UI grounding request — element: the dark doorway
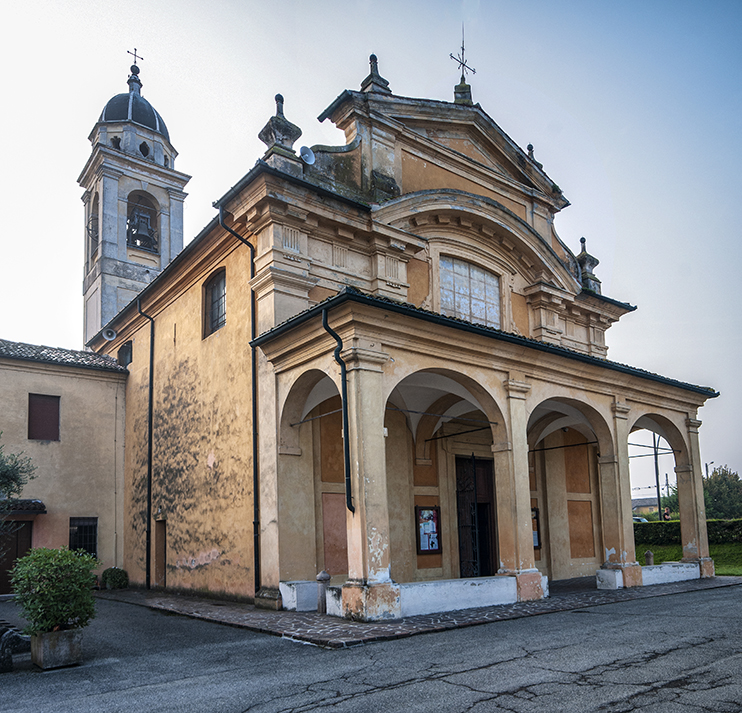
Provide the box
[155,520,167,588]
[455,455,496,578]
[0,521,32,594]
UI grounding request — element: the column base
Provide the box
[342,580,401,621]
[685,557,715,578]
[513,570,545,601]
[254,586,283,610]
[597,562,643,589]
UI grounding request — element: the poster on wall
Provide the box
[416,505,442,555]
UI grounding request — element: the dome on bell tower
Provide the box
[98,64,170,141]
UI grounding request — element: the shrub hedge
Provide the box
[634,519,742,546]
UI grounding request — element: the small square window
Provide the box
[28,394,60,441]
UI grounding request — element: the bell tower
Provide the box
[79,59,190,344]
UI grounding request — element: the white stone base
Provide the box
[278,580,317,611]
[399,576,519,618]
[642,562,700,586]
[596,569,624,589]
[326,586,343,617]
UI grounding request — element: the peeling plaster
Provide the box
[175,548,221,570]
[605,546,616,559]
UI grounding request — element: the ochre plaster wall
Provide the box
[401,150,528,220]
[121,245,256,597]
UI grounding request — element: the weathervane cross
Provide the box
[450,25,475,79]
[127,48,143,66]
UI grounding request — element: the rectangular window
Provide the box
[204,270,226,337]
[69,517,98,558]
[28,394,60,441]
[440,256,501,328]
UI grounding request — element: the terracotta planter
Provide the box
[31,629,83,669]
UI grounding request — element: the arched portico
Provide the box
[527,397,630,581]
[629,411,713,575]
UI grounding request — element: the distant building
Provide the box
[632,497,660,516]
[0,340,126,593]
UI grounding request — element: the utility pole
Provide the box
[654,433,662,520]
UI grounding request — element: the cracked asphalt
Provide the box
[1,585,741,712]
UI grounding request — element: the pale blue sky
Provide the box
[1,0,740,488]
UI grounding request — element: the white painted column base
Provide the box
[596,562,701,590]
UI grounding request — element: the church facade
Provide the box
[88,57,718,620]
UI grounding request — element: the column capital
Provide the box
[504,379,531,399]
[598,455,618,465]
[492,441,512,454]
[686,417,702,433]
[674,464,693,474]
[611,401,631,419]
[343,347,389,372]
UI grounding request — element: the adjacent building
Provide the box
[0,340,126,594]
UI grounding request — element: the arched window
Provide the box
[126,192,159,253]
[87,193,99,263]
[203,269,226,337]
[440,256,501,328]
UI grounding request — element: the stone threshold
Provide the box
[96,576,742,649]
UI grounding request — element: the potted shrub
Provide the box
[10,546,99,669]
[100,566,129,590]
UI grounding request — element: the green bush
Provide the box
[101,566,129,589]
[634,519,742,546]
[10,547,99,635]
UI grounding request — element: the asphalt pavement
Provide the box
[1,582,741,712]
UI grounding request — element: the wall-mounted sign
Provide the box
[416,505,442,554]
[532,507,541,550]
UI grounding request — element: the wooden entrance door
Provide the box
[0,521,32,594]
[455,456,496,578]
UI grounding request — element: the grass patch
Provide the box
[636,542,742,575]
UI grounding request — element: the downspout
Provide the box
[137,298,155,590]
[321,308,355,513]
[216,206,261,594]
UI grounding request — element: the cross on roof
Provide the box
[127,48,143,66]
[450,25,475,79]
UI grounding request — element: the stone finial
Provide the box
[360,53,392,94]
[258,93,302,153]
[526,143,543,169]
[577,237,602,294]
[127,64,142,96]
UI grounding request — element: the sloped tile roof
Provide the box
[0,339,127,374]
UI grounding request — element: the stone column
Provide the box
[340,346,401,620]
[597,401,642,588]
[678,417,713,577]
[495,378,543,602]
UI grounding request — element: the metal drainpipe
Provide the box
[137,298,155,590]
[321,308,355,513]
[216,206,261,594]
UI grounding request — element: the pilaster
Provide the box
[599,400,641,586]
[495,378,542,601]
[340,346,401,620]
[678,416,712,573]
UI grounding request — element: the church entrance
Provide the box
[455,455,496,578]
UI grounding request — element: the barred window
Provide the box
[440,256,501,328]
[204,269,226,337]
[69,517,98,558]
